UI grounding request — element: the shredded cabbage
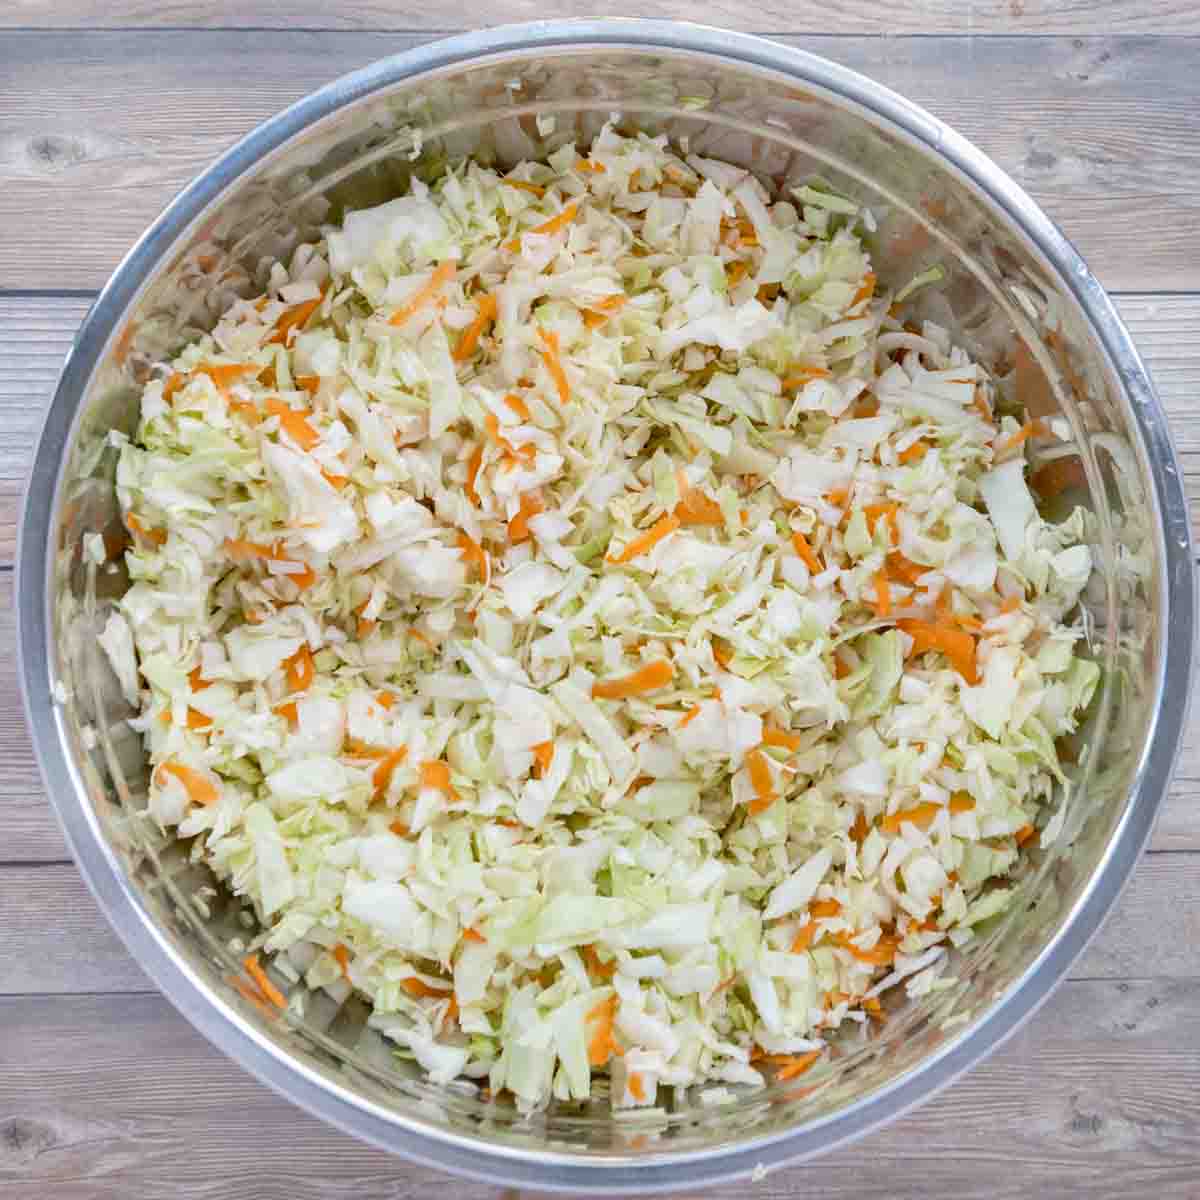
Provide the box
[113,126,1096,1113]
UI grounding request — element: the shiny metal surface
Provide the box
[17,19,1195,1195]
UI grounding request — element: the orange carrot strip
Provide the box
[400,976,452,999]
[125,512,167,546]
[586,994,621,1066]
[320,469,349,489]
[745,748,776,815]
[898,439,930,465]
[1015,823,1037,847]
[809,898,841,919]
[712,640,733,670]
[1000,594,1022,615]
[576,157,607,174]
[420,759,456,797]
[453,292,498,362]
[265,397,321,451]
[791,530,823,574]
[464,443,484,507]
[864,501,900,544]
[457,531,489,582]
[949,791,975,814]
[267,291,324,346]
[509,490,544,543]
[461,927,487,945]
[333,943,352,981]
[295,374,321,396]
[994,419,1046,456]
[774,1050,822,1082]
[389,819,411,838]
[372,746,408,799]
[591,659,674,701]
[583,945,616,980]
[791,921,819,953]
[897,618,979,684]
[188,665,211,692]
[881,802,942,833]
[198,362,263,389]
[674,487,724,527]
[781,365,832,390]
[376,690,395,710]
[850,272,877,307]
[538,327,570,405]
[155,760,218,807]
[504,392,531,420]
[872,569,892,618]
[628,1072,646,1101]
[503,177,545,196]
[531,740,555,779]
[284,644,314,692]
[678,705,703,729]
[834,931,899,966]
[389,261,456,326]
[762,726,802,752]
[186,707,212,730]
[508,201,579,251]
[243,954,287,1008]
[886,551,927,587]
[274,701,298,725]
[606,514,680,564]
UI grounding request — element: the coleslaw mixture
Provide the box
[103,125,1097,1111]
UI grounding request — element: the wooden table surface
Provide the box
[2,6,1198,1198]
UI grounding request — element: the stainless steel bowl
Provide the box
[18,20,1195,1194]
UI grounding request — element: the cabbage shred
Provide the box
[109,125,1097,1111]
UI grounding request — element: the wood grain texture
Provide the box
[2,980,1198,1199]
[3,0,1199,34]
[2,32,1200,290]
[3,851,1196,997]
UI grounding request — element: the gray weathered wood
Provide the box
[2,0,1198,34]
[3,851,1196,997]
[1,981,1197,1199]
[2,33,1200,291]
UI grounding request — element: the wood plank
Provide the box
[2,850,1195,997]
[2,0,1197,35]
[1,980,1198,1198]
[2,33,1199,291]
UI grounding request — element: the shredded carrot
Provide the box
[809,898,841,919]
[853,395,881,418]
[772,1051,823,1082]
[864,501,900,544]
[725,260,749,289]
[333,943,352,981]
[872,569,892,619]
[863,995,883,1017]
[994,418,1046,457]
[162,372,186,400]
[537,327,570,404]
[503,177,545,196]
[267,291,324,346]
[345,736,388,759]
[898,439,930,465]
[372,746,408,799]
[781,364,832,390]
[295,374,321,396]
[949,791,976,814]
[1000,594,1022,615]
[712,640,733,670]
[678,704,703,729]
[628,1072,646,1102]
[850,272,877,308]
[590,293,626,315]
[243,954,287,1008]
[503,392,531,420]
[973,390,993,424]
[186,707,212,730]
[461,927,486,945]
[464,443,484,508]
[1030,456,1086,499]
[881,802,942,833]
[897,618,979,684]
[849,809,870,843]
[188,664,211,692]
[389,261,456,326]
[591,659,674,701]
[284,644,314,692]
[508,201,579,252]
[198,362,262,389]
[400,976,452,999]
[790,529,823,575]
[223,537,287,563]
[274,700,298,725]
[509,490,544,543]
[230,975,277,1017]
[1014,823,1037,847]
[886,551,927,587]
[586,994,621,1066]
[263,397,321,450]
[125,512,167,546]
[575,157,607,174]
[791,921,819,953]
[762,726,802,752]
[420,759,456,797]
[531,740,554,779]
[155,760,218,807]
[834,930,900,966]
[674,486,724,527]
[376,690,395,710]
[453,292,498,362]
[320,469,349,489]
[389,819,411,838]
[745,748,776,815]
[456,531,489,582]
[606,513,680,564]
